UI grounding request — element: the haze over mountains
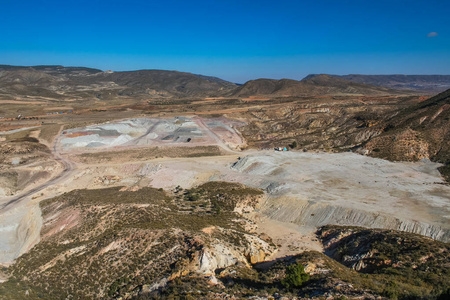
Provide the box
[1,65,450,101]
[336,74,450,93]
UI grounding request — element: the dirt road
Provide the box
[0,127,77,264]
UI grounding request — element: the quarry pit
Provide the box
[1,116,450,264]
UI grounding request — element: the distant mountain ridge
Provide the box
[0,65,238,100]
[230,74,399,97]
[1,65,450,100]
[329,74,450,93]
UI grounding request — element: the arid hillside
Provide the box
[0,134,55,197]
[0,65,238,100]
[2,186,449,300]
[363,88,450,180]
[231,75,398,97]
[233,88,449,182]
[1,65,419,102]
[0,183,276,299]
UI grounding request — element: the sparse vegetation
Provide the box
[289,140,298,149]
[0,183,267,299]
[38,124,61,144]
[75,145,224,164]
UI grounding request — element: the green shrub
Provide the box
[281,263,309,289]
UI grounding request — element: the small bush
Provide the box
[281,263,309,289]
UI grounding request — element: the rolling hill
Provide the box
[0,65,238,100]
[230,74,400,97]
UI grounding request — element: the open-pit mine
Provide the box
[0,66,449,299]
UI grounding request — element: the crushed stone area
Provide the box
[60,117,245,151]
[0,202,42,265]
[46,151,450,241]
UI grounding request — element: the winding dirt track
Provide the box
[0,128,76,211]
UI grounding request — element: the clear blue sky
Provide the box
[1,0,449,83]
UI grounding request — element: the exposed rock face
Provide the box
[261,198,450,243]
[195,230,275,275]
[319,225,450,275]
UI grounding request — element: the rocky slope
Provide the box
[237,94,412,150]
[236,88,450,181]
[363,88,450,181]
[318,225,450,299]
[3,212,450,299]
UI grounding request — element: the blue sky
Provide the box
[1,0,449,83]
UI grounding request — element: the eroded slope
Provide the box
[0,183,275,299]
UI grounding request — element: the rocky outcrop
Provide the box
[261,198,450,243]
[318,225,450,276]
[197,232,275,275]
